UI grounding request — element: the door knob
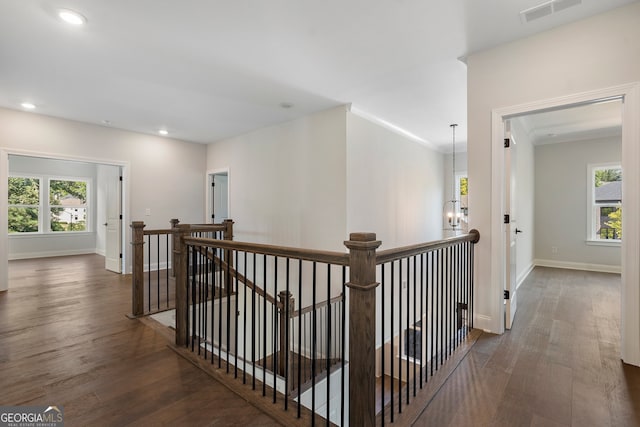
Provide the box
[515,228,523,234]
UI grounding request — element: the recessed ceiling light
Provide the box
[279,102,294,109]
[58,9,87,26]
[158,129,169,136]
[21,102,36,110]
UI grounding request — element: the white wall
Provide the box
[466,2,640,363]
[8,155,98,259]
[206,105,348,251]
[535,136,621,269]
[0,107,207,289]
[346,112,444,247]
[510,119,535,285]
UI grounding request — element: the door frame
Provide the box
[0,148,130,290]
[206,168,229,224]
[490,82,640,365]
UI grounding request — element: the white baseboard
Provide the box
[534,258,621,274]
[516,262,535,289]
[8,249,97,260]
[95,248,106,256]
[474,314,495,333]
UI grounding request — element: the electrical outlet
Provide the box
[551,246,558,254]
[145,208,151,216]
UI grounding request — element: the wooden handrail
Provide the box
[291,294,343,318]
[376,229,480,264]
[183,236,350,266]
[143,228,173,235]
[192,245,280,308]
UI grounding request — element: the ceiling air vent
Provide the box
[520,0,582,23]
[552,0,582,13]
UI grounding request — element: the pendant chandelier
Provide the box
[443,123,462,232]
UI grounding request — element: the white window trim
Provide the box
[586,163,621,245]
[8,174,92,235]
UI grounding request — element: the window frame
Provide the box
[587,163,622,246]
[8,174,92,236]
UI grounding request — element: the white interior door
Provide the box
[505,121,518,329]
[211,172,229,223]
[105,166,122,273]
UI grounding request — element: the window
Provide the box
[589,164,622,241]
[49,179,88,232]
[8,176,89,234]
[8,176,41,233]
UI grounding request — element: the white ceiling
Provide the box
[512,99,623,145]
[0,0,636,150]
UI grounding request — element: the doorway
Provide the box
[1,150,128,291]
[208,171,229,223]
[490,83,640,365]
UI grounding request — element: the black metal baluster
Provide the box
[413,255,417,396]
[390,261,395,421]
[263,254,267,396]
[190,246,197,352]
[381,263,385,426]
[166,234,170,309]
[311,262,317,425]
[252,253,257,390]
[326,264,331,425]
[273,256,278,403]
[467,244,475,329]
[439,247,444,369]
[341,265,346,427]
[211,247,216,364]
[147,235,151,313]
[157,234,160,311]
[284,258,291,410]
[297,260,302,418]
[234,249,239,378]
[226,247,232,373]
[405,256,410,406]
[420,252,425,388]
[204,247,209,360]
[399,258,403,412]
[243,251,248,384]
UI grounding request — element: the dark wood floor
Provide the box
[0,255,280,426]
[4,257,640,426]
[413,267,640,427]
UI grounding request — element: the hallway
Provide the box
[414,267,640,426]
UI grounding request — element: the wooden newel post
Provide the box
[174,224,191,347]
[169,219,179,277]
[344,232,381,427]
[130,221,146,317]
[278,290,295,379]
[222,219,234,295]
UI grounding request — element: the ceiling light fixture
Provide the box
[58,9,87,26]
[443,124,465,235]
[279,102,294,109]
[21,102,36,110]
[158,129,169,136]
